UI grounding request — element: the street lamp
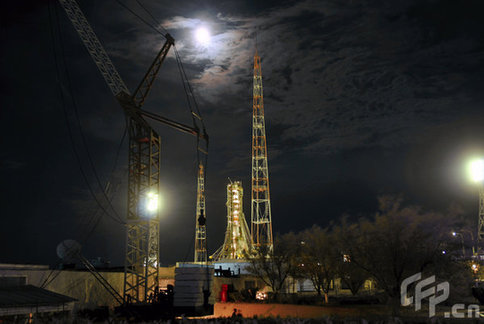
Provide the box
[472,263,479,273]
[456,229,477,256]
[452,231,466,256]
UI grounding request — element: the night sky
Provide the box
[2,0,484,266]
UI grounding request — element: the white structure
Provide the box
[174,262,214,308]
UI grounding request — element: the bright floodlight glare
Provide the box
[452,232,457,236]
[470,159,484,182]
[195,27,210,45]
[146,192,159,213]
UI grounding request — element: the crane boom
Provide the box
[58,0,129,97]
[140,109,207,141]
[58,0,174,128]
[133,35,174,107]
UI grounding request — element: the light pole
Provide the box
[452,230,477,257]
[452,232,466,256]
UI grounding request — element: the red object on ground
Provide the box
[220,284,228,302]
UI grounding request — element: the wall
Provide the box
[0,264,175,309]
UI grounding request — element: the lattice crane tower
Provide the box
[478,186,484,241]
[194,164,208,263]
[251,50,273,251]
[211,181,251,260]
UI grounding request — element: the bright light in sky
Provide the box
[469,159,484,182]
[195,27,210,45]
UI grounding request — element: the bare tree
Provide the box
[298,225,340,303]
[334,195,462,314]
[244,232,299,300]
[337,254,368,296]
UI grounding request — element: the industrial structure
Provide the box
[212,181,251,260]
[479,186,484,241]
[211,49,274,262]
[194,164,208,263]
[251,50,273,252]
[58,0,207,305]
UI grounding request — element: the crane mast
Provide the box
[194,164,207,263]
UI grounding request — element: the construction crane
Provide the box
[58,0,208,304]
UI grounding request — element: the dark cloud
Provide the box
[2,0,484,266]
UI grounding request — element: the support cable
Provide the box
[43,3,127,288]
[116,0,210,192]
[48,3,125,226]
[134,0,169,35]
[55,3,125,223]
[113,0,165,38]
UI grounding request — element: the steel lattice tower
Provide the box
[194,164,208,263]
[478,186,484,241]
[124,122,161,303]
[251,50,273,251]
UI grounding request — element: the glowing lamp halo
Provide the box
[145,191,160,215]
[469,158,484,183]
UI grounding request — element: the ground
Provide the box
[210,302,480,321]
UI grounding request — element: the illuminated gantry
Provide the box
[211,181,251,260]
[469,159,484,240]
[251,50,273,252]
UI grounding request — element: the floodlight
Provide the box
[469,159,484,182]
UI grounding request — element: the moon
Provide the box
[195,27,210,45]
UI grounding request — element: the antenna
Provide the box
[254,30,258,54]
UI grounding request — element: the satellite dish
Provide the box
[56,239,82,262]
